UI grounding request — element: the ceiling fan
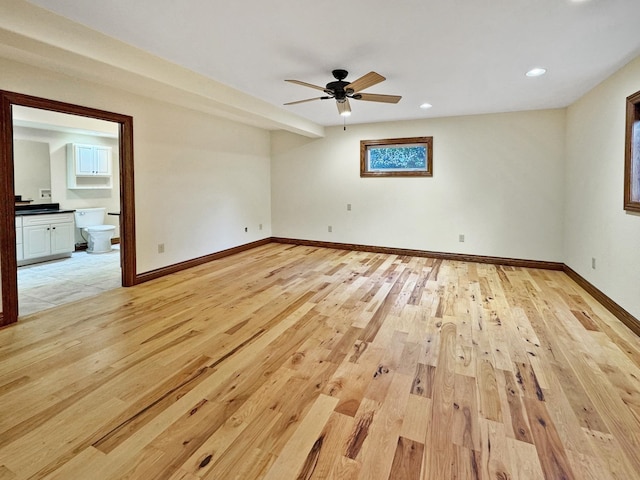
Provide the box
[284,69,401,117]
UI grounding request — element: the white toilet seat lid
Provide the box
[84,225,115,232]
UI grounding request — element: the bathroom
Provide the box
[13,106,122,315]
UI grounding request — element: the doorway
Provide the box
[0,91,136,326]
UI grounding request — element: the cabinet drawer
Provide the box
[22,213,74,226]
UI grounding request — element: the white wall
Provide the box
[0,57,272,276]
[133,100,271,271]
[565,55,640,320]
[272,109,566,262]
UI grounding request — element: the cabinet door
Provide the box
[50,222,75,255]
[94,146,111,175]
[23,225,51,259]
[16,226,23,261]
[75,145,95,175]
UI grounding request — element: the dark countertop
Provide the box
[16,209,75,216]
[15,203,75,216]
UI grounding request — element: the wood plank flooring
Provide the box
[1,242,640,479]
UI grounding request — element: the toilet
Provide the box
[74,208,115,253]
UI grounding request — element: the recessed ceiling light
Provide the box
[526,68,547,77]
[420,103,433,109]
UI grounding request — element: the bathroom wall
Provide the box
[13,125,121,242]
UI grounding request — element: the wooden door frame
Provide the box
[0,91,136,327]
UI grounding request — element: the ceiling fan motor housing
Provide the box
[331,69,348,81]
[326,81,348,99]
[326,69,352,100]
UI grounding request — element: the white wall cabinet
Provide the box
[67,143,113,189]
[21,213,74,261]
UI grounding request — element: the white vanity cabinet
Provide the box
[16,216,23,261]
[22,213,74,261]
[67,143,113,189]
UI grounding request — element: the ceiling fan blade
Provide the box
[345,71,385,93]
[284,96,329,105]
[285,79,328,92]
[337,99,351,116]
[355,93,402,104]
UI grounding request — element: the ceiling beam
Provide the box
[0,0,325,138]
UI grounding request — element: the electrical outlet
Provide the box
[244,227,248,232]
[347,203,352,211]
[158,243,164,254]
[459,234,465,243]
[328,225,332,233]
[592,257,596,269]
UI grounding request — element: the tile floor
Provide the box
[18,245,121,316]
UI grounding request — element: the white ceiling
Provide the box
[23,0,640,127]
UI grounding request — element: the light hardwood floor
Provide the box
[1,243,640,479]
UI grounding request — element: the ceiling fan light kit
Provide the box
[525,67,547,77]
[337,99,351,117]
[284,69,402,118]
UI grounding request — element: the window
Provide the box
[360,137,433,177]
[624,89,640,212]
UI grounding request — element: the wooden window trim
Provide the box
[360,136,433,178]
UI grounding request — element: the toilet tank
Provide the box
[74,207,106,228]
